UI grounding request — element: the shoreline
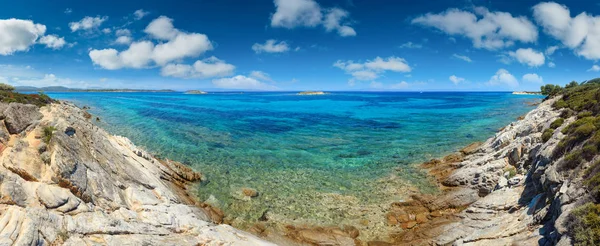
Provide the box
[62,97,546,245]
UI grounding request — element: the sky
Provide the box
[1,0,600,91]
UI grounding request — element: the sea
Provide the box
[46,91,543,234]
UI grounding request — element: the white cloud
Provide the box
[271,0,322,28]
[488,69,518,87]
[212,75,277,90]
[90,16,213,69]
[522,73,543,83]
[0,19,63,55]
[533,2,600,60]
[249,71,273,82]
[508,48,545,67]
[412,7,537,50]
[452,54,472,62]
[116,29,131,36]
[64,8,72,14]
[399,42,423,49]
[38,35,66,50]
[390,81,410,89]
[115,36,132,45]
[144,16,179,40]
[102,28,111,34]
[323,8,356,36]
[270,0,356,37]
[334,56,411,82]
[252,39,290,53]
[160,56,235,79]
[69,16,108,32]
[545,45,559,55]
[449,75,465,85]
[134,9,150,20]
[548,62,556,68]
[588,65,600,72]
[10,73,90,88]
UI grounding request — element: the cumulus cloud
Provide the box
[323,8,356,36]
[0,19,65,55]
[144,16,180,40]
[252,39,290,53]
[412,7,537,50]
[508,48,545,67]
[334,56,411,84]
[548,62,556,68]
[38,35,66,49]
[399,42,423,49]
[533,2,600,60]
[212,75,277,90]
[249,71,273,82]
[90,16,213,69]
[488,69,518,87]
[449,75,465,85]
[64,8,72,14]
[116,29,131,36]
[588,65,600,72]
[134,9,150,20]
[522,73,543,83]
[452,54,472,62]
[115,36,132,45]
[69,16,108,32]
[160,56,235,79]
[271,0,356,37]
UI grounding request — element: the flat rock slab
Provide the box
[4,103,42,134]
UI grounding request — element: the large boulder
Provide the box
[3,103,42,134]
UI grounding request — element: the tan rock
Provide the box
[242,187,259,198]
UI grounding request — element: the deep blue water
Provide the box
[46,91,543,229]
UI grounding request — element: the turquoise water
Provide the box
[47,91,542,236]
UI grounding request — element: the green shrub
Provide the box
[583,144,599,161]
[579,111,594,118]
[554,99,568,109]
[542,129,554,143]
[541,84,563,97]
[43,126,56,144]
[0,83,14,91]
[566,81,579,89]
[563,150,583,169]
[568,203,600,246]
[574,123,597,139]
[551,118,565,129]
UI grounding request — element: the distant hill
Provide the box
[15,86,175,93]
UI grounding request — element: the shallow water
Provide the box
[47,91,543,237]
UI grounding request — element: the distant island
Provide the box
[15,86,175,93]
[185,90,208,94]
[512,91,542,95]
[297,91,328,95]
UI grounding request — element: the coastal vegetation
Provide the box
[185,90,208,94]
[297,91,328,95]
[0,83,53,107]
[542,79,600,245]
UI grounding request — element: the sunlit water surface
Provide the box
[47,91,542,235]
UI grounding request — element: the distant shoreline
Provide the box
[512,91,542,95]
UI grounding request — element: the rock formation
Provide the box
[0,102,274,245]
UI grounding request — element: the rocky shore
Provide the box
[0,93,585,245]
[371,95,578,245]
[0,101,274,245]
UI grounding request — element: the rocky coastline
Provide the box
[0,93,585,245]
[0,101,274,245]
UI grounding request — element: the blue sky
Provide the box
[0,0,599,91]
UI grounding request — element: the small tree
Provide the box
[0,83,14,91]
[541,84,563,97]
[566,81,579,89]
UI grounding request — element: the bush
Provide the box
[551,118,565,129]
[0,83,14,91]
[583,144,599,161]
[566,81,579,89]
[574,123,597,139]
[568,203,600,246]
[542,129,554,143]
[43,126,56,144]
[579,111,594,118]
[541,84,563,97]
[563,150,583,169]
